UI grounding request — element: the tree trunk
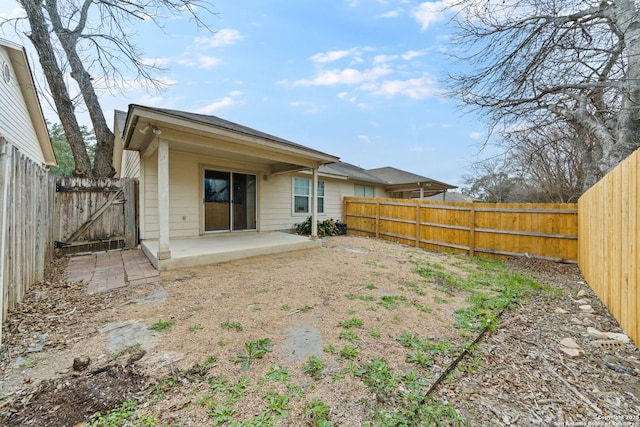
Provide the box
[45,0,115,178]
[607,0,640,172]
[19,0,93,177]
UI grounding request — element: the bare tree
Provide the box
[461,158,535,202]
[504,121,586,203]
[18,0,93,176]
[447,0,640,191]
[4,0,216,177]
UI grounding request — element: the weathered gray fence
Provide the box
[54,177,138,254]
[0,138,56,341]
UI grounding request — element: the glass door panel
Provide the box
[204,170,256,232]
[232,173,257,230]
[204,170,230,231]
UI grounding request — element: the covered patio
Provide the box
[141,232,321,271]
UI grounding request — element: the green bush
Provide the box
[294,217,342,237]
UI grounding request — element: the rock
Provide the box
[555,308,569,314]
[587,327,609,339]
[73,356,91,371]
[605,332,630,343]
[574,299,590,305]
[560,337,581,349]
[560,347,584,359]
[587,327,630,343]
[570,317,583,325]
[577,289,588,297]
[579,305,595,313]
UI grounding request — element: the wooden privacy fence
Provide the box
[54,177,138,254]
[344,197,578,262]
[578,148,639,347]
[0,139,56,341]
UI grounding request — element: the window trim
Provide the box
[292,177,325,215]
[355,184,375,197]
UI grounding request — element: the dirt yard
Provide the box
[0,235,638,426]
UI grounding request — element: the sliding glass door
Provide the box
[204,170,256,232]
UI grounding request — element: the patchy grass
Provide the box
[89,238,556,426]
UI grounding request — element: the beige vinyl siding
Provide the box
[142,149,267,239]
[121,150,141,179]
[142,150,201,239]
[260,174,387,231]
[0,47,44,164]
[259,173,295,231]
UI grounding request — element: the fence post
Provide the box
[0,139,11,343]
[468,203,476,257]
[375,202,380,239]
[415,202,421,247]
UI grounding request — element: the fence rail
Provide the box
[578,148,639,347]
[0,139,56,341]
[344,197,578,262]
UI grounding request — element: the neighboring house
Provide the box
[116,104,455,270]
[422,191,474,202]
[0,39,57,340]
[0,38,56,167]
[366,167,457,199]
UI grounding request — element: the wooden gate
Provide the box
[54,177,137,254]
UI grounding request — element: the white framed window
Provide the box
[293,177,325,214]
[355,184,375,197]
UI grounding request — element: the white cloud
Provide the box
[194,95,242,114]
[410,146,426,152]
[373,54,398,64]
[401,49,429,60]
[412,1,452,31]
[469,131,483,140]
[195,29,244,48]
[177,58,195,67]
[290,101,320,114]
[358,135,371,144]
[293,66,392,87]
[337,91,357,103]
[362,73,439,100]
[378,9,401,18]
[310,48,356,63]
[198,55,223,69]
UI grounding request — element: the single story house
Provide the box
[115,105,455,270]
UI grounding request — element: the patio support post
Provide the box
[157,136,172,260]
[311,166,318,240]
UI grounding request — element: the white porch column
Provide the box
[157,136,171,260]
[311,166,319,240]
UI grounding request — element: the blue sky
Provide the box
[1,0,488,186]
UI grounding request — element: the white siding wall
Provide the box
[121,150,141,179]
[0,47,44,164]
[142,150,269,239]
[141,149,391,239]
[259,173,387,231]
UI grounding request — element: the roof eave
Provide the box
[124,105,339,165]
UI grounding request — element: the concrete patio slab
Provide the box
[141,232,321,271]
